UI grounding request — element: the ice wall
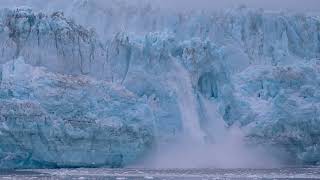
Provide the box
[0,58,154,168]
[0,2,320,168]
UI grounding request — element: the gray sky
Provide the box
[2,0,320,12]
[152,0,320,12]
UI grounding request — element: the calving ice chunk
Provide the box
[0,3,319,168]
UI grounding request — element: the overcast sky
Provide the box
[2,0,320,13]
[153,0,320,12]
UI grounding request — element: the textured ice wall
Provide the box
[0,3,320,168]
[235,61,320,164]
[0,58,154,168]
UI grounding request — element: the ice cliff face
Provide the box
[0,3,320,168]
[234,61,320,164]
[0,58,153,168]
[0,8,105,76]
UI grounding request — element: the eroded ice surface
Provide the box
[0,58,153,168]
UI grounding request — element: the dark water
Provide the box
[1,167,320,179]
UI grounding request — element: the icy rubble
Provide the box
[0,4,320,168]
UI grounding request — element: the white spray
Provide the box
[140,60,280,168]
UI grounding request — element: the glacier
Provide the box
[0,57,154,168]
[0,1,320,168]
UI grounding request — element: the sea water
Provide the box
[1,167,320,179]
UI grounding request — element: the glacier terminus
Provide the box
[0,0,320,169]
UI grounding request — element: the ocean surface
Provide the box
[1,167,320,179]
